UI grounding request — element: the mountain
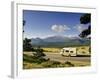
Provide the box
[43,36,70,42]
[31,36,90,47]
[31,37,44,44]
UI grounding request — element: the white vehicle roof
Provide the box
[62,47,76,50]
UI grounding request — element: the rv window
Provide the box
[70,51,73,53]
[66,50,69,52]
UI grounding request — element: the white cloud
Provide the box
[51,24,70,33]
[67,34,78,38]
[75,24,88,32]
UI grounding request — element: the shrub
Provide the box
[65,61,75,67]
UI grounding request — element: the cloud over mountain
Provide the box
[51,24,70,33]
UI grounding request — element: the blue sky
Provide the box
[23,10,89,39]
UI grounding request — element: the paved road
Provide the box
[44,52,90,63]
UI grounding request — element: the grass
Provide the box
[43,48,61,53]
[23,54,47,64]
[23,60,75,69]
[69,61,90,67]
[23,53,77,69]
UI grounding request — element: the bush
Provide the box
[65,61,75,67]
[33,46,46,58]
[41,61,61,68]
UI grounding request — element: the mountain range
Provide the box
[31,36,90,47]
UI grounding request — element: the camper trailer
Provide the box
[60,47,77,56]
[60,46,90,57]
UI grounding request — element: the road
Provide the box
[44,52,90,63]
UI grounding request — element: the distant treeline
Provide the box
[32,44,90,48]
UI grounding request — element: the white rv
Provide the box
[60,46,90,56]
[60,47,77,56]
